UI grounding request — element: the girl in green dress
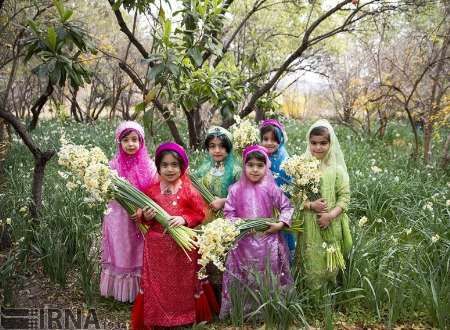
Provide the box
[195,126,241,212]
[195,126,241,299]
[296,119,352,291]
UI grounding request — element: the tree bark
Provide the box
[423,121,433,164]
[29,82,53,130]
[441,133,450,169]
[0,108,55,218]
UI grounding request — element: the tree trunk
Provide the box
[0,108,55,219]
[70,87,82,122]
[184,109,199,149]
[441,133,450,169]
[31,150,54,218]
[29,82,53,130]
[423,120,433,164]
[255,107,264,122]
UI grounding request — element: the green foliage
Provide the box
[1,119,449,326]
[24,0,97,88]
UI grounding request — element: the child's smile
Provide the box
[261,131,279,155]
[245,159,266,182]
[121,131,140,155]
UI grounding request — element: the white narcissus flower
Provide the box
[358,216,368,227]
[446,200,450,207]
[431,234,440,243]
[371,166,382,174]
[405,228,412,235]
[422,202,433,211]
[6,218,12,225]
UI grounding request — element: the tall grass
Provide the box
[0,118,449,327]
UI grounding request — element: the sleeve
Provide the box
[182,186,207,227]
[223,186,238,219]
[272,186,294,227]
[335,166,350,211]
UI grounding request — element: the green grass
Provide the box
[0,118,449,328]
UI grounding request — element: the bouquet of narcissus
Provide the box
[196,217,302,279]
[58,137,197,254]
[230,116,259,153]
[281,154,321,202]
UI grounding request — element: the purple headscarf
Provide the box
[110,121,157,191]
[229,145,280,218]
[155,142,189,174]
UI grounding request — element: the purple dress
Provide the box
[220,145,294,318]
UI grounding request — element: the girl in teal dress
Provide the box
[195,126,241,299]
[296,119,352,291]
[195,126,241,212]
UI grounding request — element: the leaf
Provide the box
[53,0,65,19]
[27,20,40,35]
[167,63,180,77]
[162,19,172,46]
[47,27,57,51]
[112,0,123,11]
[188,47,203,67]
[134,102,146,113]
[147,64,165,81]
[62,9,73,23]
[144,88,158,104]
[158,7,165,21]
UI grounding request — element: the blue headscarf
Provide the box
[260,119,291,188]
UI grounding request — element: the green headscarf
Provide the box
[196,126,237,197]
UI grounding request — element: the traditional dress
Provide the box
[195,126,241,301]
[100,121,157,302]
[295,120,353,291]
[260,119,296,260]
[196,126,240,199]
[220,145,294,319]
[132,142,217,329]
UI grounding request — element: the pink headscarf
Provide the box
[110,121,157,192]
[231,145,279,218]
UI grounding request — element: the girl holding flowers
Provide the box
[195,126,241,212]
[131,142,217,329]
[296,119,352,291]
[100,121,157,303]
[220,145,294,318]
[259,119,296,261]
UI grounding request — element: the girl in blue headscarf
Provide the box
[260,119,296,262]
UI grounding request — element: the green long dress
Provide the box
[295,120,353,291]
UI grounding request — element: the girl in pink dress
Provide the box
[100,121,157,302]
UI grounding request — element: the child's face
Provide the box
[261,131,279,155]
[120,131,140,155]
[208,137,228,162]
[309,134,330,160]
[159,153,182,183]
[245,158,266,183]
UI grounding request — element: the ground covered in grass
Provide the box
[0,118,448,329]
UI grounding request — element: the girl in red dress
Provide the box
[131,142,218,329]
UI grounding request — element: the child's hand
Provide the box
[131,208,143,223]
[317,212,334,229]
[210,198,226,211]
[264,221,285,234]
[169,216,186,227]
[142,207,156,221]
[310,199,327,213]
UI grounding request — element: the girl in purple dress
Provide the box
[100,121,157,302]
[220,145,294,318]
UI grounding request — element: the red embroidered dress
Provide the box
[139,177,206,328]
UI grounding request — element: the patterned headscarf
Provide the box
[196,126,237,197]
